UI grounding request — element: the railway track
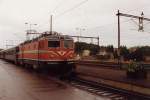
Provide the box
[2,60,150,100]
[76,60,150,70]
[74,61,150,100]
[76,61,120,69]
[30,69,126,100]
[35,68,127,100]
[69,77,150,100]
[70,79,126,100]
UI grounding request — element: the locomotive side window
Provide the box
[64,40,73,48]
[48,41,60,48]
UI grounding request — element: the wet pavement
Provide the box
[0,60,110,100]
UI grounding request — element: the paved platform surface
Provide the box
[0,60,111,100]
[76,64,150,88]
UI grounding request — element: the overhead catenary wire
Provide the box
[35,0,89,31]
[55,0,88,18]
[85,3,150,31]
[37,1,150,35]
[86,19,132,31]
[52,0,68,14]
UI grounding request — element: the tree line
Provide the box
[75,42,150,61]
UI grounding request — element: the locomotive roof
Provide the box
[0,46,17,52]
[20,32,73,45]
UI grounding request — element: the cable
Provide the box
[37,1,150,34]
[85,3,150,31]
[35,0,89,31]
[126,4,150,14]
[86,19,132,31]
[52,0,67,14]
[55,0,88,18]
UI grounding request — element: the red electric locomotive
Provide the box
[0,32,75,76]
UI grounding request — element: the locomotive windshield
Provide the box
[48,41,60,48]
[64,40,73,48]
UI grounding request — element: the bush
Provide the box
[126,61,147,79]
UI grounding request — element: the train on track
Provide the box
[0,32,75,76]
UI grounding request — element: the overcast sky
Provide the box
[0,0,150,49]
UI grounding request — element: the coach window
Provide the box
[48,40,60,48]
[64,40,73,48]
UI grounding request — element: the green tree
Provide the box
[75,42,100,55]
[129,47,144,61]
[106,45,114,53]
[120,46,130,60]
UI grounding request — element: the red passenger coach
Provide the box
[1,32,75,76]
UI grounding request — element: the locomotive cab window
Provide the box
[48,40,60,48]
[64,40,73,48]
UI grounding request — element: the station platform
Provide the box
[0,60,111,100]
[76,64,150,96]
